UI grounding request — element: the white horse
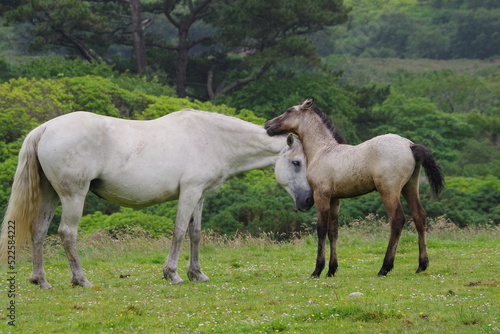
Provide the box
[0,109,313,288]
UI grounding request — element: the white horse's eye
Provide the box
[292,160,301,166]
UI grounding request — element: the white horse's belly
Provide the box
[91,157,225,208]
[88,168,182,208]
[90,183,179,208]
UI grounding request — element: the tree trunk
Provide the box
[129,0,147,73]
[164,0,214,98]
[176,28,189,98]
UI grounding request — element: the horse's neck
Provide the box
[299,117,340,160]
[218,122,286,175]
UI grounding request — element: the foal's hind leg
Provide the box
[378,191,406,277]
[30,179,59,289]
[187,198,209,282]
[402,181,429,273]
[58,194,93,287]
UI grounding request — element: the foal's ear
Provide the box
[300,98,314,110]
[286,133,295,147]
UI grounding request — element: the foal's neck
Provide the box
[298,113,341,159]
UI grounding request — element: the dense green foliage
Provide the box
[332,0,500,59]
[0,0,498,237]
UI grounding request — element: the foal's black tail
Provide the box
[411,144,445,196]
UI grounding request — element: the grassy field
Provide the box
[1,220,498,333]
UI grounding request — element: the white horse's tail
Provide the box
[0,126,45,267]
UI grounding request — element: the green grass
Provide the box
[1,223,498,333]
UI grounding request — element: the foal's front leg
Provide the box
[326,199,340,277]
[311,193,330,278]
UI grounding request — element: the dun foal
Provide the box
[265,99,444,277]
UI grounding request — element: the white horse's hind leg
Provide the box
[58,195,92,287]
[164,189,203,284]
[30,179,59,289]
[187,199,209,282]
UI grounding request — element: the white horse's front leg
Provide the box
[164,190,202,284]
[187,199,209,282]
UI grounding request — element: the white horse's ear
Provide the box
[287,133,294,147]
[301,98,314,110]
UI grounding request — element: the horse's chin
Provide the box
[295,200,314,212]
[266,128,277,136]
[296,207,311,212]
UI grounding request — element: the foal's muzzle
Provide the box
[264,122,281,136]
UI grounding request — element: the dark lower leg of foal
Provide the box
[312,220,327,278]
[378,204,406,277]
[326,221,338,277]
[412,205,428,273]
[403,185,429,273]
[326,199,340,277]
[312,194,333,278]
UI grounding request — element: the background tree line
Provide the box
[0,0,498,237]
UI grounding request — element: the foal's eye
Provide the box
[292,160,301,166]
[286,108,293,113]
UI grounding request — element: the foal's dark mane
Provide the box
[311,105,347,144]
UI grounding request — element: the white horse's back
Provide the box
[37,110,272,207]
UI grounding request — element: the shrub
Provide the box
[79,208,174,239]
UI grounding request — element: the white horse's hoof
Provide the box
[164,268,184,284]
[30,276,53,289]
[71,278,93,287]
[187,270,209,282]
[40,282,53,289]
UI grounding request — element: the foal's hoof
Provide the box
[377,269,389,277]
[416,258,429,273]
[415,264,428,274]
